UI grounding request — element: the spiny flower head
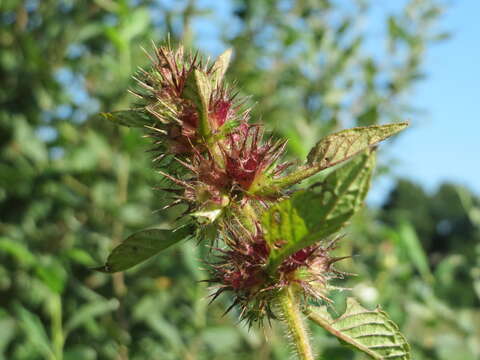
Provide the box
[132,44,247,155]
[159,122,290,222]
[127,45,297,226]
[208,226,347,324]
[223,124,290,191]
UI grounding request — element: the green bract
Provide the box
[183,69,212,137]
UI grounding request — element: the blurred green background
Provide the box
[1,0,479,359]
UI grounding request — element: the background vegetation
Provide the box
[1,0,478,359]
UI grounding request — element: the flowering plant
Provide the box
[97,44,410,360]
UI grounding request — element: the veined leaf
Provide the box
[100,110,153,128]
[212,48,233,86]
[308,298,411,360]
[183,69,212,137]
[306,123,407,166]
[312,148,375,221]
[94,225,193,273]
[262,150,375,272]
[254,123,406,196]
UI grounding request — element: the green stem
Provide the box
[238,201,257,232]
[278,287,314,360]
[50,294,64,360]
[252,164,323,197]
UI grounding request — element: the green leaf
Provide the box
[65,298,119,333]
[391,221,433,282]
[388,16,412,46]
[0,237,35,266]
[100,110,152,128]
[0,314,16,359]
[183,69,212,137]
[262,150,375,272]
[15,305,54,359]
[308,298,411,360]
[64,346,96,360]
[254,123,406,196]
[211,48,233,86]
[35,259,67,294]
[94,225,193,273]
[306,123,406,169]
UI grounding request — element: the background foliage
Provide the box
[1,0,478,359]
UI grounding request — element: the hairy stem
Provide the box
[278,287,315,360]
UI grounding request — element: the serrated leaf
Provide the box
[308,298,411,360]
[211,48,233,86]
[183,69,212,137]
[100,110,152,128]
[94,225,193,273]
[255,123,406,196]
[306,123,407,167]
[262,150,375,271]
[312,148,376,221]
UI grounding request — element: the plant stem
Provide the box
[278,287,314,360]
[112,153,130,359]
[47,294,64,360]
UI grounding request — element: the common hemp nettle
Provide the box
[97,43,411,360]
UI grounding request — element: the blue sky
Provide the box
[386,0,480,195]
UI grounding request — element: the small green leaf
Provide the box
[183,69,212,137]
[306,123,407,168]
[94,225,193,273]
[100,110,152,128]
[0,315,16,358]
[65,299,119,333]
[391,221,433,282]
[15,305,54,359]
[35,259,67,294]
[255,123,406,196]
[0,237,35,266]
[262,150,375,271]
[388,16,413,46]
[308,298,411,360]
[211,48,233,86]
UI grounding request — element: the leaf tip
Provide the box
[99,112,112,120]
[220,47,233,60]
[397,120,410,129]
[91,264,114,273]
